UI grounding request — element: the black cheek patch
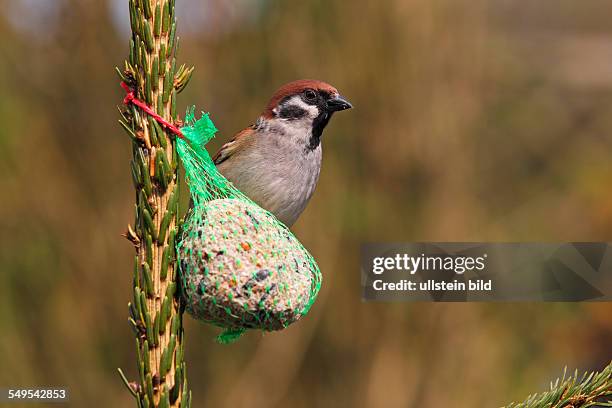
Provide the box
[278,105,307,120]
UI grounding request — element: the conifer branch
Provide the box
[504,362,612,408]
[117,0,192,406]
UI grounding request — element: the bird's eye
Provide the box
[304,89,317,101]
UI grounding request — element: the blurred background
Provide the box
[1,0,612,406]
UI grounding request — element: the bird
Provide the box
[213,79,352,227]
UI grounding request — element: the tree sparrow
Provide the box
[213,79,352,227]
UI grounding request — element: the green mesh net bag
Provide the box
[175,108,322,343]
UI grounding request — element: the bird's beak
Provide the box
[327,95,353,112]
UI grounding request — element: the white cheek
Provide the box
[271,95,322,143]
[286,95,319,119]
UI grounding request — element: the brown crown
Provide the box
[262,79,338,118]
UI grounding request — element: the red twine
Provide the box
[121,81,185,140]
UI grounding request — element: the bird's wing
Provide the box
[212,127,255,165]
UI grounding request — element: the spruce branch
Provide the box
[117,0,191,406]
[504,362,612,408]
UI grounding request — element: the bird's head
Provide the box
[262,79,352,143]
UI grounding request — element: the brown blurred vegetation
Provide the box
[1,0,611,407]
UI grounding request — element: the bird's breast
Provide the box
[217,134,322,227]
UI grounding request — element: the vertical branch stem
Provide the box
[118,0,192,406]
